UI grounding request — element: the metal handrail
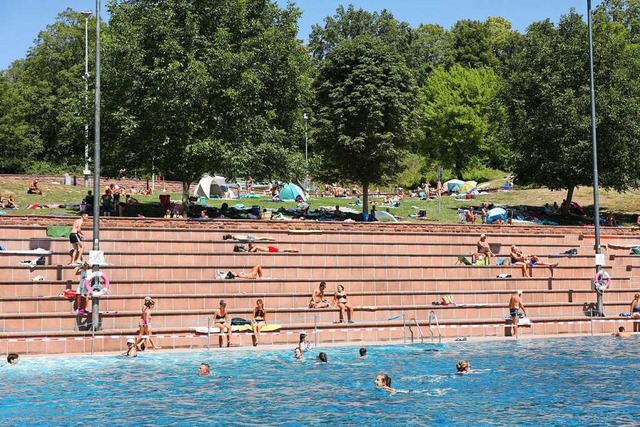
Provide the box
[408,317,426,344]
[428,310,443,344]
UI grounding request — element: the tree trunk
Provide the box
[362,181,369,216]
[455,162,464,181]
[182,180,191,210]
[562,185,575,215]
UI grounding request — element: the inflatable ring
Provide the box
[592,270,611,291]
[84,271,110,297]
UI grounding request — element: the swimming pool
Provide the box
[1,336,638,426]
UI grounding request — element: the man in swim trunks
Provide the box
[69,213,88,265]
[509,290,526,338]
[309,282,330,308]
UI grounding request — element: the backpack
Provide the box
[457,255,472,266]
[225,271,236,280]
[496,257,505,266]
[233,244,247,253]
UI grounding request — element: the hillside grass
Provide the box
[1,176,639,226]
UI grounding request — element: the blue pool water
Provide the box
[1,336,639,426]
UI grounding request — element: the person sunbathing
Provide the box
[27,180,42,195]
[510,245,531,277]
[223,234,275,242]
[228,264,264,279]
[248,243,298,253]
[527,255,558,277]
[607,243,640,251]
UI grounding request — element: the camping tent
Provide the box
[459,181,477,194]
[279,182,306,201]
[443,179,465,193]
[195,175,227,198]
[487,207,507,224]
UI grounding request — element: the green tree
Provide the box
[447,20,499,69]
[13,9,95,170]
[313,35,418,214]
[308,5,413,61]
[0,72,42,172]
[502,9,640,208]
[419,65,504,180]
[103,0,310,205]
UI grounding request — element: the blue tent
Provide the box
[443,179,465,193]
[279,182,306,201]
[487,207,507,224]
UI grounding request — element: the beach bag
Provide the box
[225,271,236,280]
[631,247,640,255]
[35,256,46,266]
[231,318,251,326]
[233,244,247,253]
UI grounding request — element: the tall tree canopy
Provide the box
[103,0,310,203]
[419,65,504,180]
[313,35,418,213]
[0,72,42,172]
[502,7,640,205]
[7,9,94,171]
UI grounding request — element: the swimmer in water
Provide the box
[375,372,395,394]
[456,359,471,374]
[199,363,211,376]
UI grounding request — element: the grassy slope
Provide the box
[1,177,639,226]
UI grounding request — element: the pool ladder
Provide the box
[408,317,425,343]
[428,311,443,344]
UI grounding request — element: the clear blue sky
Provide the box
[0,0,600,70]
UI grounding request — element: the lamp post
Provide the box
[91,0,102,331]
[587,0,604,316]
[303,112,309,191]
[82,10,92,188]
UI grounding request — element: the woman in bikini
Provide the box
[332,284,354,323]
[630,294,640,319]
[252,299,267,346]
[213,299,232,347]
[136,297,159,350]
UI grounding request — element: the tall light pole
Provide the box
[303,112,309,191]
[81,11,92,188]
[587,0,604,316]
[91,0,102,331]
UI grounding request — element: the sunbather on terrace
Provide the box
[607,243,640,251]
[229,264,264,279]
[223,234,275,242]
[510,245,531,277]
[248,243,298,253]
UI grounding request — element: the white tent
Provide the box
[195,175,227,198]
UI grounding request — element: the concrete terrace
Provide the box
[0,215,639,355]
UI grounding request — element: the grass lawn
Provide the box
[1,176,639,226]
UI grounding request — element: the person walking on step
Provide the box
[509,290,527,338]
[213,300,232,348]
[69,213,88,265]
[332,284,354,323]
[136,297,160,350]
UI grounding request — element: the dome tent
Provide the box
[194,175,227,198]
